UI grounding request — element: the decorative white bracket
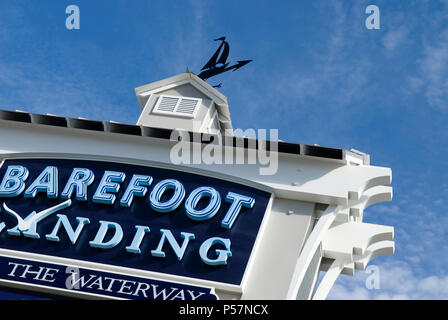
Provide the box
[312,183,394,300]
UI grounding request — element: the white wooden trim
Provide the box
[312,259,346,300]
[207,110,221,134]
[286,204,341,299]
[199,99,215,132]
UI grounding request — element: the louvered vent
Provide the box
[157,96,179,112]
[177,98,198,115]
[153,95,201,118]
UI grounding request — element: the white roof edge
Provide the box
[135,72,228,105]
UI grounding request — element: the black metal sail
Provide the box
[201,37,229,70]
[216,41,229,66]
[198,37,252,82]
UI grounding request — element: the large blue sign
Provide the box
[0,158,271,289]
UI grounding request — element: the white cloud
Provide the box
[371,204,400,215]
[408,76,425,91]
[0,5,138,125]
[226,1,376,146]
[382,27,408,53]
[327,187,448,300]
[0,60,133,123]
[412,26,448,110]
[329,284,371,300]
[327,260,448,300]
[157,0,209,76]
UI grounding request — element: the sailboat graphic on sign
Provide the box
[198,37,252,81]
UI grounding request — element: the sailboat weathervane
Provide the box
[197,37,252,85]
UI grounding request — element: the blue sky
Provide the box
[0,0,447,299]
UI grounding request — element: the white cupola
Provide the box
[134,72,233,135]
